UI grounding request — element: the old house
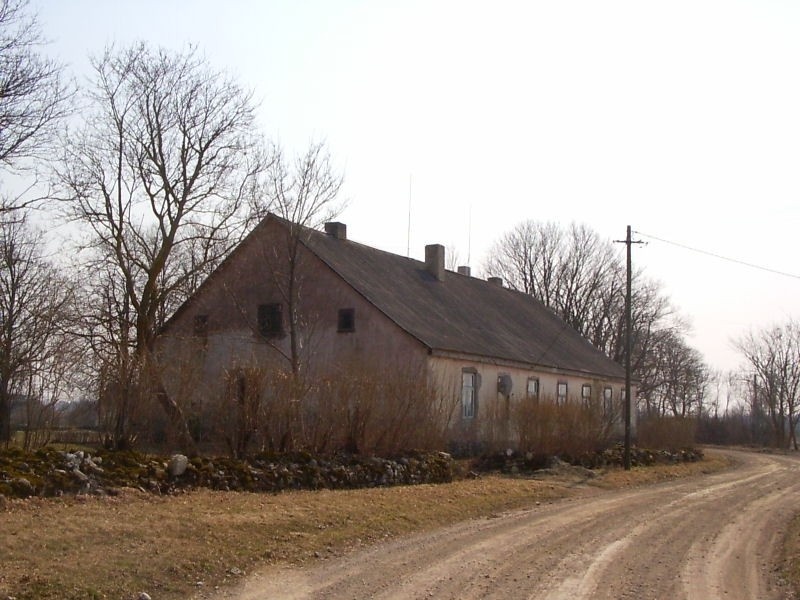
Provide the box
[158,214,633,452]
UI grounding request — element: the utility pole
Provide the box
[615,225,643,470]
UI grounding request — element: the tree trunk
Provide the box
[155,386,198,457]
[0,394,10,443]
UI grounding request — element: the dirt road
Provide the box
[216,450,800,599]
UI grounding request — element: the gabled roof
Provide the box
[298,218,625,380]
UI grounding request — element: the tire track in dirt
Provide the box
[210,450,800,600]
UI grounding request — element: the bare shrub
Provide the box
[198,356,459,457]
[509,394,615,456]
[303,358,458,455]
[637,416,696,449]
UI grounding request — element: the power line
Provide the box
[634,230,800,281]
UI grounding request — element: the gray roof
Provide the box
[301,221,625,380]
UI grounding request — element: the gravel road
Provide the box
[217,449,800,600]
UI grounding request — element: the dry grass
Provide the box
[591,450,734,489]
[0,453,730,600]
[783,512,800,597]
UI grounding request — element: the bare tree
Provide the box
[484,219,678,403]
[0,0,72,213]
[735,320,800,449]
[54,43,269,451]
[0,213,76,443]
[639,330,709,418]
[485,221,627,353]
[250,142,343,378]
[0,0,70,167]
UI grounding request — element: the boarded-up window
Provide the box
[193,314,208,338]
[338,308,355,332]
[258,303,284,338]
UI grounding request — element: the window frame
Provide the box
[526,377,540,400]
[462,369,477,419]
[603,386,613,415]
[557,381,568,405]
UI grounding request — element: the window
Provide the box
[557,381,568,405]
[337,308,355,332]
[603,387,613,415]
[193,314,208,338]
[581,384,592,404]
[257,303,284,338]
[620,388,627,402]
[462,370,477,419]
[526,377,539,399]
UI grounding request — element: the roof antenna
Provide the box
[407,174,412,258]
[467,203,472,266]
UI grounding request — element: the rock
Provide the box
[168,454,189,477]
[10,477,34,498]
[83,457,104,473]
[137,593,152,600]
[71,468,89,483]
[63,452,79,469]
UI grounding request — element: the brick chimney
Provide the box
[488,276,504,287]
[324,222,347,240]
[425,244,445,282]
[457,266,471,276]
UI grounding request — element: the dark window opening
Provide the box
[338,308,355,332]
[258,303,284,338]
[193,314,208,338]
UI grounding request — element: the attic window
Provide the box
[337,308,355,333]
[193,314,208,338]
[258,303,284,338]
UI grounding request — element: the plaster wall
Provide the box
[157,219,426,408]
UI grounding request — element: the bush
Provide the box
[637,416,696,449]
[500,395,615,456]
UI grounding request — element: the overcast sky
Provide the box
[32,0,800,372]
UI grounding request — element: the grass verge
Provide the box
[0,451,730,600]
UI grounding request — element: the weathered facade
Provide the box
[158,214,634,451]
